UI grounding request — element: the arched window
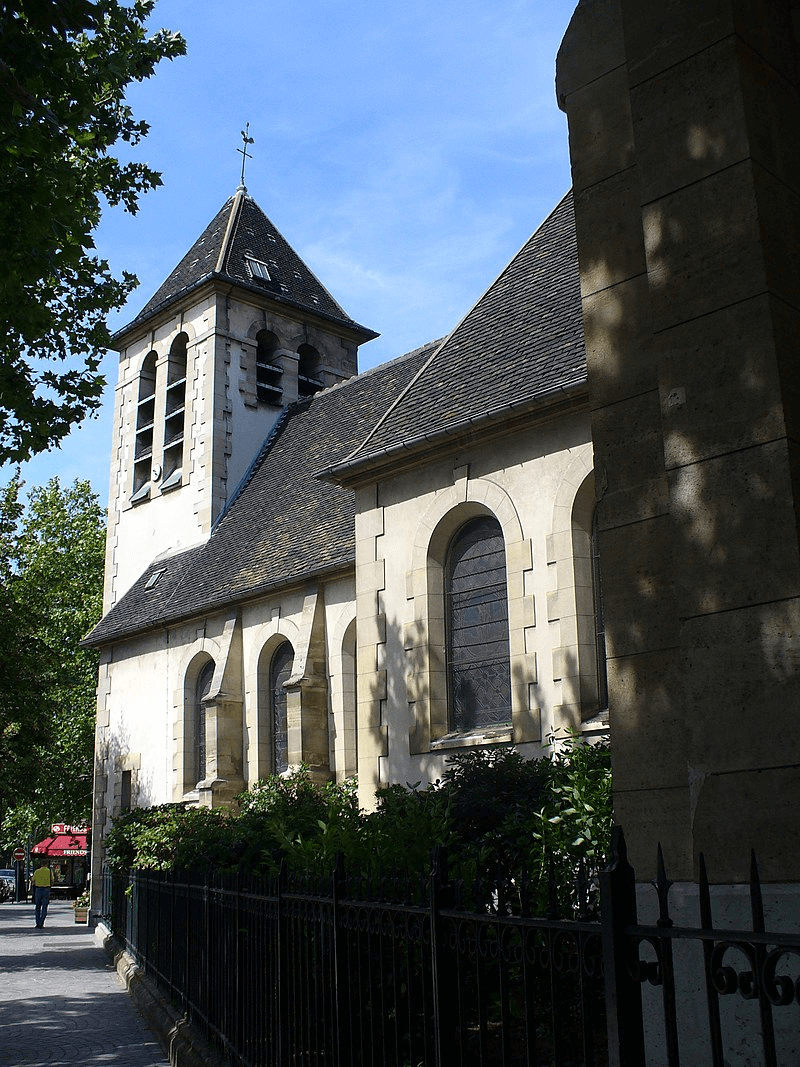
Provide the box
[256,330,282,405]
[163,333,187,490]
[195,659,215,785]
[270,642,293,774]
[297,344,323,398]
[132,351,157,501]
[341,618,358,777]
[446,516,511,733]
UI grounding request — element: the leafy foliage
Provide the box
[107,770,363,875]
[0,0,185,461]
[105,804,235,872]
[0,475,106,848]
[106,739,613,915]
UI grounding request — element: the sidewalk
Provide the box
[0,900,169,1067]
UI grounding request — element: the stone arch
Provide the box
[546,447,607,730]
[134,347,158,379]
[551,448,594,537]
[254,629,298,781]
[173,636,225,800]
[163,319,198,347]
[413,477,524,571]
[181,650,216,795]
[329,605,358,780]
[406,476,537,753]
[246,316,285,344]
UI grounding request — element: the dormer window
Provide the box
[246,255,272,282]
[145,568,166,591]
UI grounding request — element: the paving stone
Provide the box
[0,901,169,1067]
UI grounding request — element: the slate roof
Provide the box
[325,192,585,479]
[115,189,376,342]
[84,341,440,647]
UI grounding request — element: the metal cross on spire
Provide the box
[237,123,255,189]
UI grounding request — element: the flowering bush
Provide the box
[72,890,90,909]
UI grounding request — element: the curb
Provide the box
[95,922,228,1067]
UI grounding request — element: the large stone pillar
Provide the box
[557,0,800,881]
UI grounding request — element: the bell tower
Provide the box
[103,187,377,610]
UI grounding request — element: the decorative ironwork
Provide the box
[100,831,800,1067]
[238,123,254,188]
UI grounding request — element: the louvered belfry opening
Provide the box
[446,516,512,733]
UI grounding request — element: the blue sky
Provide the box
[11,0,578,502]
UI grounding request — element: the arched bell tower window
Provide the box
[446,516,512,733]
[256,330,282,406]
[297,344,323,398]
[162,333,187,491]
[270,642,294,774]
[195,659,215,786]
[132,351,157,502]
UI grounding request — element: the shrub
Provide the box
[105,741,612,914]
[236,770,362,875]
[105,803,235,872]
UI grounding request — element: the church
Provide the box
[85,0,800,933]
[84,180,608,867]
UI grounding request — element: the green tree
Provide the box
[0,476,106,848]
[0,0,185,462]
[0,479,53,842]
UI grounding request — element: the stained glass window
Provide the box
[270,642,293,774]
[195,659,215,784]
[446,517,511,733]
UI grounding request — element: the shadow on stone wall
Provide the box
[557,0,800,881]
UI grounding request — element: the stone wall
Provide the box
[557,0,800,881]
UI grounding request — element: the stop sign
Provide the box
[12,848,24,862]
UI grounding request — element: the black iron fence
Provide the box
[102,830,800,1066]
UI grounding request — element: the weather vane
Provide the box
[238,123,255,188]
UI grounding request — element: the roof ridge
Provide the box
[215,189,244,275]
[212,402,300,528]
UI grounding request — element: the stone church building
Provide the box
[85,180,608,868]
[89,0,800,922]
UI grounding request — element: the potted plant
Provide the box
[72,890,90,924]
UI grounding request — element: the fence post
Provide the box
[600,826,645,1067]
[332,852,350,1067]
[277,860,288,1067]
[429,845,450,1067]
[127,869,135,952]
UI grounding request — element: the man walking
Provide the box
[31,862,51,928]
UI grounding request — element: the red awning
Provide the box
[31,832,88,857]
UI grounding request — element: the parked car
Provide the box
[0,869,16,902]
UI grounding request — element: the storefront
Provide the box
[31,824,89,899]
